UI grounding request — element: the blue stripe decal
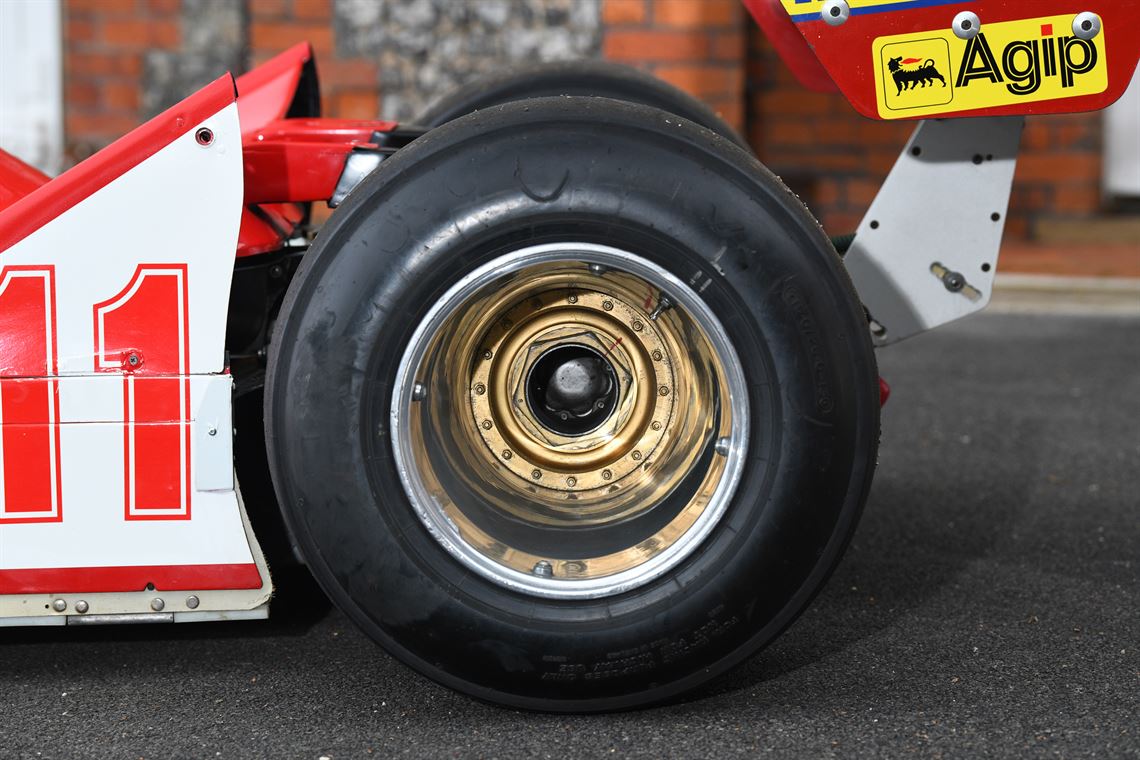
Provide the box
[789,0,972,23]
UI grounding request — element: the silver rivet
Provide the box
[821,0,850,26]
[588,263,608,276]
[52,599,67,612]
[412,383,427,401]
[207,426,217,437]
[715,437,731,456]
[150,598,165,612]
[532,560,553,577]
[1072,12,1100,39]
[185,595,200,610]
[75,600,89,614]
[952,11,981,39]
[566,476,577,488]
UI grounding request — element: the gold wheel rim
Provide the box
[392,244,749,599]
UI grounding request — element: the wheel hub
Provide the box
[527,344,618,435]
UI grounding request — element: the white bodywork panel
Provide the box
[844,117,1025,345]
[0,101,271,621]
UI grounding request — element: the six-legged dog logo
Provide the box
[888,56,948,95]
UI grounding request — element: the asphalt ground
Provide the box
[1,312,1137,759]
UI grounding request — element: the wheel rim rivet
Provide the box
[531,469,542,480]
[632,320,644,332]
[588,263,608,276]
[631,451,642,461]
[483,349,493,360]
[602,469,612,481]
[715,437,731,456]
[652,350,663,361]
[568,293,578,304]
[412,382,427,401]
[659,386,670,396]
[502,449,512,460]
[533,560,554,577]
[481,419,493,430]
[566,476,577,487]
[474,383,486,395]
[651,421,662,431]
[602,301,614,311]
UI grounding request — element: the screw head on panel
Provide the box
[821,0,850,26]
[953,11,981,39]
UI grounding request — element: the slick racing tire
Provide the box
[265,97,879,712]
[416,59,749,150]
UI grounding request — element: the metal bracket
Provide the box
[844,116,1024,345]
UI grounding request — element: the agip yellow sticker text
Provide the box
[872,15,1108,119]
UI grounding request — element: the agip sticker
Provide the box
[872,15,1109,118]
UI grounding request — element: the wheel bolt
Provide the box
[652,350,663,361]
[659,386,670,396]
[533,560,554,577]
[601,470,612,481]
[481,419,493,430]
[631,451,642,461]
[566,476,577,487]
[474,383,486,395]
[502,449,512,460]
[483,349,493,360]
[531,469,542,480]
[602,301,614,311]
[651,421,662,431]
[568,293,578,304]
[632,320,644,332]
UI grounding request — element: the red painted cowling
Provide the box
[744,0,1140,121]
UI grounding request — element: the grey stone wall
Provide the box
[142,0,247,118]
[334,0,602,121]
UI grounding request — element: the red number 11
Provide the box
[0,266,62,522]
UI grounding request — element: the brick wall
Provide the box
[58,0,1117,242]
[601,0,745,131]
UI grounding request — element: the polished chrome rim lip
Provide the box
[390,242,749,600]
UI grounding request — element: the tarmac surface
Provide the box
[2,312,1137,759]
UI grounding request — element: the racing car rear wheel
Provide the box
[266,97,879,711]
[416,59,749,149]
